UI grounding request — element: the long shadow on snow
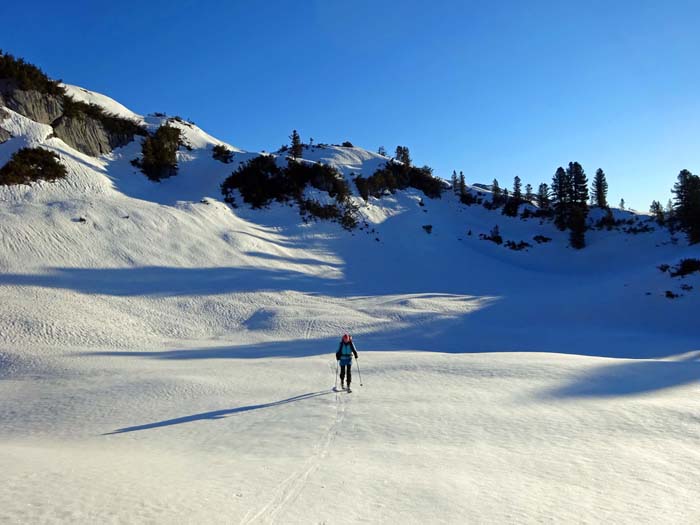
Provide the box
[0,265,345,297]
[104,390,333,435]
[543,353,700,398]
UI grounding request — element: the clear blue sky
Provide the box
[4,0,700,209]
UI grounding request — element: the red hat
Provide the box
[342,333,351,343]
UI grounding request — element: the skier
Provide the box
[336,333,358,391]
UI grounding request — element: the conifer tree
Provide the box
[537,183,550,209]
[592,168,609,208]
[620,198,625,210]
[492,179,501,205]
[513,176,522,200]
[525,183,533,202]
[569,162,589,208]
[666,199,674,215]
[459,171,466,196]
[551,167,569,229]
[451,170,458,194]
[672,169,700,243]
[395,146,411,166]
[649,200,664,225]
[289,130,302,159]
[569,206,586,249]
[378,146,387,156]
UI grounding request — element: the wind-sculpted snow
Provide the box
[1,82,699,523]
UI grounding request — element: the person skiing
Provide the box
[336,333,358,391]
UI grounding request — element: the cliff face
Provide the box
[52,114,121,157]
[0,82,64,125]
[0,108,10,143]
[0,81,140,156]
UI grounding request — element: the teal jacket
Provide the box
[336,341,358,364]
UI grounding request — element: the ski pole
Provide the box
[334,360,339,390]
[355,355,363,387]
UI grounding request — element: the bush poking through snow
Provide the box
[300,199,341,220]
[479,225,503,245]
[212,144,234,163]
[669,258,700,278]
[221,156,357,229]
[422,225,433,234]
[533,235,552,244]
[133,124,181,181]
[355,160,443,200]
[505,240,531,251]
[0,147,67,185]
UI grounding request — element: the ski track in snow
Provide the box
[241,384,347,525]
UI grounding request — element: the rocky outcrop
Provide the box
[52,113,140,157]
[0,81,63,125]
[0,80,141,157]
[52,114,113,157]
[0,108,10,144]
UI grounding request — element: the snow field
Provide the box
[1,83,699,523]
[2,352,700,523]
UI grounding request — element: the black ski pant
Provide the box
[339,363,352,384]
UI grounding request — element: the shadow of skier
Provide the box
[103,390,333,435]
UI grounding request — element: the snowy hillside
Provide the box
[1,76,699,524]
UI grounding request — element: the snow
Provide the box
[1,84,700,524]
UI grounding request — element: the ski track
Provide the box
[241,385,347,524]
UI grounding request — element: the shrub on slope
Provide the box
[0,50,63,95]
[221,156,357,229]
[355,160,443,200]
[133,124,182,181]
[212,144,234,163]
[0,147,67,185]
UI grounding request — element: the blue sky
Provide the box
[4,0,700,209]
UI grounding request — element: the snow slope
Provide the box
[1,84,699,524]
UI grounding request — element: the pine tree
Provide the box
[551,167,568,230]
[569,162,589,208]
[592,168,608,208]
[451,170,458,194]
[666,199,673,214]
[513,176,522,201]
[672,169,700,243]
[289,130,302,160]
[378,146,387,156]
[459,171,466,196]
[569,206,586,249]
[492,179,501,205]
[537,183,550,209]
[620,198,625,210]
[525,183,533,202]
[649,200,664,225]
[395,146,411,166]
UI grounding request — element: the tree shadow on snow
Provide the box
[103,389,333,435]
[543,352,700,398]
